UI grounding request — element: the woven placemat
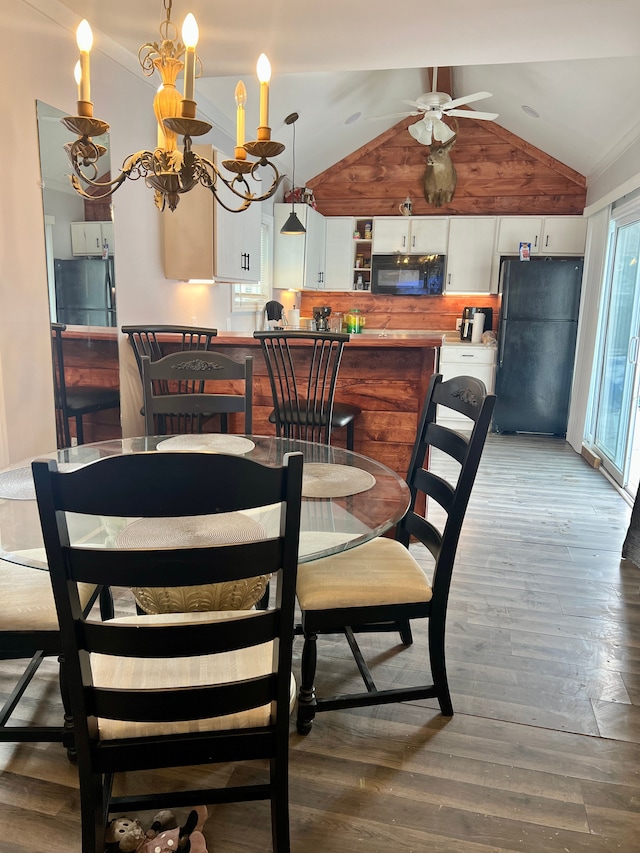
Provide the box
[0,462,83,501]
[0,467,35,500]
[115,512,266,549]
[157,434,255,455]
[301,463,376,499]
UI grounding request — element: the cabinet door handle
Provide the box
[545,235,549,248]
[534,235,538,248]
[402,235,406,249]
[447,274,451,286]
[96,237,100,249]
[412,235,416,248]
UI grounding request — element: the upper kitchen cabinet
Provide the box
[71,221,114,256]
[324,217,355,290]
[372,217,449,254]
[445,218,497,293]
[274,203,327,289]
[496,215,586,256]
[162,145,261,283]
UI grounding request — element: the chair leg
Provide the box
[398,618,413,645]
[270,755,291,852]
[346,419,355,451]
[80,770,108,853]
[296,632,318,735]
[99,586,114,620]
[256,581,270,610]
[429,616,453,717]
[75,414,84,445]
[58,655,77,760]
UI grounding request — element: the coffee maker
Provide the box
[460,306,493,340]
[313,306,332,331]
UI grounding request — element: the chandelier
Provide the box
[62,0,285,212]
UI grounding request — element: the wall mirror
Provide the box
[36,100,116,327]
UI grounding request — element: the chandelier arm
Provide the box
[198,154,284,205]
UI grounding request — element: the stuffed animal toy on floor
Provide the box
[105,807,208,853]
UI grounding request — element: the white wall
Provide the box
[2,1,255,460]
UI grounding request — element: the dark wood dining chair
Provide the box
[254,330,360,448]
[0,559,105,752]
[141,349,253,436]
[295,373,496,734]
[32,449,304,853]
[122,324,223,432]
[51,323,120,447]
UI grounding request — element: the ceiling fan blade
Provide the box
[446,109,499,121]
[446,91,493,110]
[401,98,430,110]
[433,120,456,143]
[366,111,420,120]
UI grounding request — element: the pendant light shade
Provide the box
[280,210,306,234]
[280,111,306,235]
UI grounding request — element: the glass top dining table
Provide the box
[0,434,411,571]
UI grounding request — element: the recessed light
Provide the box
[345,112,361,125]
[521,105,540,118]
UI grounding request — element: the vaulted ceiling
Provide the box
[54,0,640,185]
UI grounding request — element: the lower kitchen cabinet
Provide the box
[437,343,497,429]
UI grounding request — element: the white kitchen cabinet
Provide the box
[162,146,261,282]
[540,216,587,254]
[324,217,354,290]
[372,217,449,254]
[496,215,586,256]
[274,203,327,289]
[437,343,497,429]
[445,218,496,293]
[71,221,113,256]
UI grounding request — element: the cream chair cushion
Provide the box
[91,610,296,740]
[0,559,96,631]
[296,538,433,611]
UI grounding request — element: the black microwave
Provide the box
[371,254,446,295]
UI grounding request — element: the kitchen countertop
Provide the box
[211,331,446,348]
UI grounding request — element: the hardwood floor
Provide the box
[1,435,639,851]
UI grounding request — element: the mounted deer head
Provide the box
[423,134,457,208]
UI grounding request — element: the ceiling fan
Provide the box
[372,67,499,146]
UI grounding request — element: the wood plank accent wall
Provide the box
[307,114,586,218]
[300,293,501,332]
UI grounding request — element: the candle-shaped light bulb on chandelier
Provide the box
[181,13,199,117]
[256,53,271,139]
[74,61,82,101]
[235,81,247,159]
[76,19,93,115]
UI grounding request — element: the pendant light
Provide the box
[280,112,306,235]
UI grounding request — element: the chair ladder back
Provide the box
[141,349,252,436]
[255,331,350,445]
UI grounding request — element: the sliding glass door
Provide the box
[592,210,640,489]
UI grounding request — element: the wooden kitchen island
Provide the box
[57,329,442,478]
[202,331,443,477]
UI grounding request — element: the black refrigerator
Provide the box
[493,257,584,436]
[53,257,116,327]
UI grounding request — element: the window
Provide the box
[231,214,273,312]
